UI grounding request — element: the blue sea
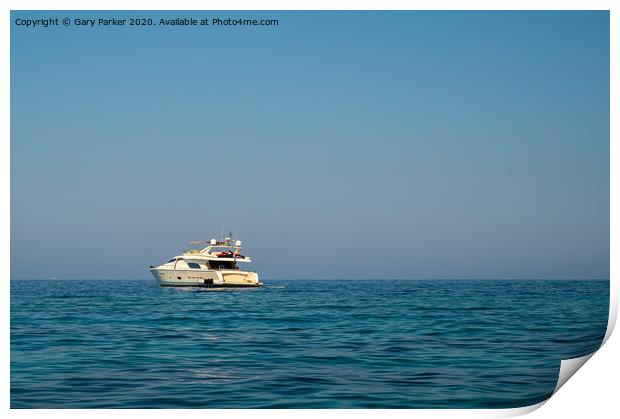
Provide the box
[11,279,608,408]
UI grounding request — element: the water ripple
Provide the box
[11,279,608,408]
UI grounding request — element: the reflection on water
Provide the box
[11,279,608,408]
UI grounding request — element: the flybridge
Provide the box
[189,237,243,249]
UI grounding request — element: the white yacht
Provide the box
[150,237,261,287]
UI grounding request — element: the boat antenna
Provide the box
[219,225,226,241]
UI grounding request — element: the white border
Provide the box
[3,1,617,418]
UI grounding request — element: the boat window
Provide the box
[208,260,238,270]
[187,263,201,269]
[167,258,177,263]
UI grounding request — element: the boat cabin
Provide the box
[167,257,239,271]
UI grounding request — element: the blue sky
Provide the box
[11,11,609,279]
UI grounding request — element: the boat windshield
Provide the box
[207,246,235,253]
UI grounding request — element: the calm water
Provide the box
[11,279,608,408]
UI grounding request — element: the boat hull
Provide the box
[150,268,261,288]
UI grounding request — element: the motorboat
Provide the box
[150,237,261,287]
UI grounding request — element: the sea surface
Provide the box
[11,279,609,408]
